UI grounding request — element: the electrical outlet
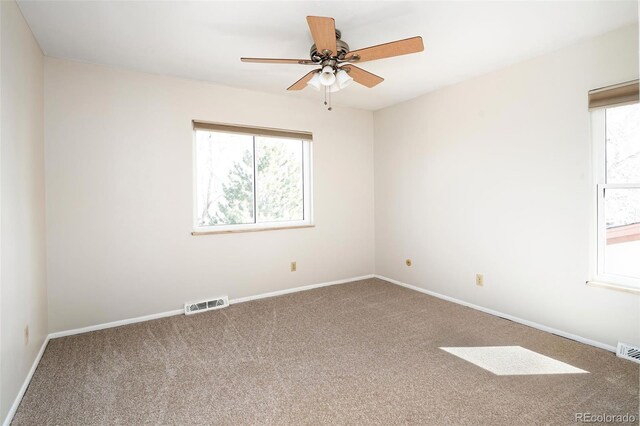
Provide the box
[476,274,484,287]
[405,259,412,267]
[24,325,29,345]
[290,261,297,272]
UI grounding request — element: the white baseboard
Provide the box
[48,308,184,339]
[49,274,375,339]
[2,336,50,426]
[375,274,616,353]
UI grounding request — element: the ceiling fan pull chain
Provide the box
[328,87,332,111]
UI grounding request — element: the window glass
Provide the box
[603,188,640,279]
[598,102,640,285]
[195,131,254,227]
[605,104,640,184]
[194,129,310,231]
[255,137,304,222]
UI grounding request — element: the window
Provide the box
[590,80,640,290]
[193,121,312,233]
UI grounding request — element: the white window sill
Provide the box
[586,280,640,295]
[192,224,315,235]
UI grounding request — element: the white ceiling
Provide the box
[18,1,638,111]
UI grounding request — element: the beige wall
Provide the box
[374,24,640,348]
[44,58,375,333]
[36,15,640,349]
[0,0,46,421]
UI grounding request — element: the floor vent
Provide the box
[617,342,640,364]
[184,296,229,315]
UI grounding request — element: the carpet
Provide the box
[12,278,639,425]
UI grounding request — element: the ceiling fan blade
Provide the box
[341,65,384,88]
[241,57,317,65]
[347,36,424,63]
[306,16,338,56]
[287,70,318,91]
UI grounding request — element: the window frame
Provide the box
[191,127,313,235]
[590,107,640,292]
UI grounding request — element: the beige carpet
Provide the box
[13,278,639,425]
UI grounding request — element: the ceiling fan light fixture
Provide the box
[307,72,321,90]
[319,65,336,86]
[241,16,424,112]
[336,68,353,89]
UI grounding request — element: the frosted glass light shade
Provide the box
[336,69,353,89]
[319,66,336,86]
[307,72,321,90]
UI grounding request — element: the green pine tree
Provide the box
[203,141,303,225]
[256,141,303,222]
[212,149,254,225]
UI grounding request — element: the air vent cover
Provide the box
[617,342,640,364]
[184,296,229,315]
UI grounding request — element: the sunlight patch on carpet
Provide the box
[440,346,589,376]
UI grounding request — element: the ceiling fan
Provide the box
[241,16,424,110]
